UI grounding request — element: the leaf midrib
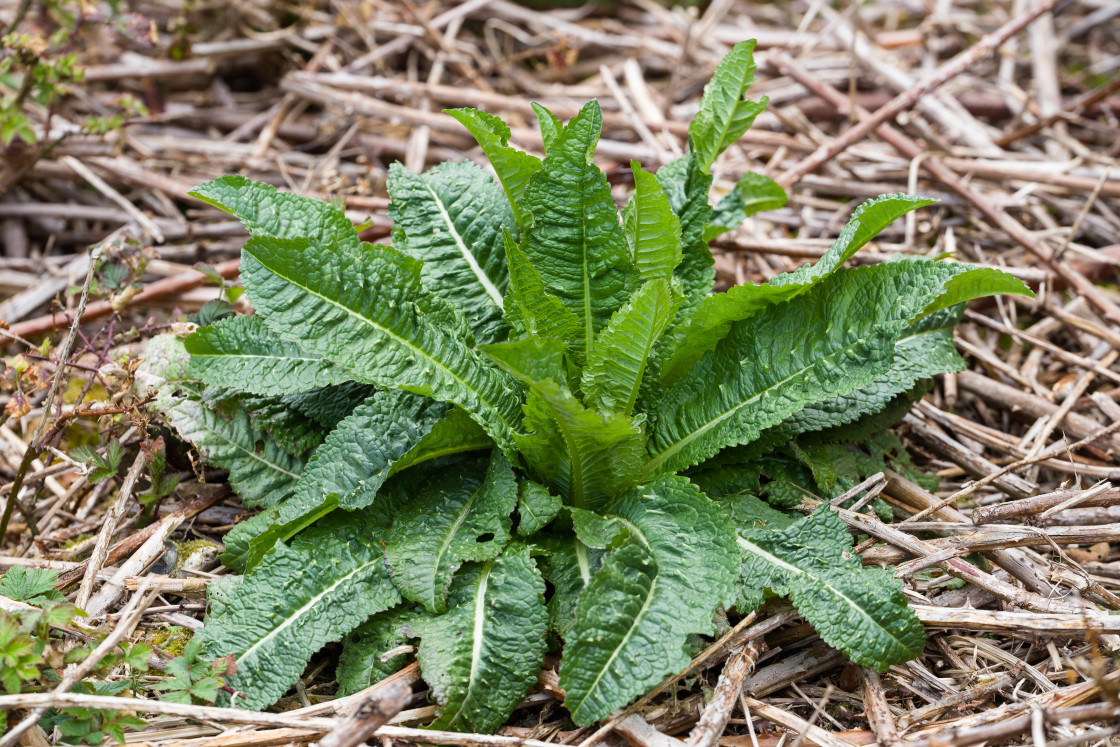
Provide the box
[418,179,506,310]
[735,534,915,656]
[236,554,382,667]
[244,249,516,433]
[645,326,888,476]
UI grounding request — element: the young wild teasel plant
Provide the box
[146,40,1032,729]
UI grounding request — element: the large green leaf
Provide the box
[646,260,1033,475]
[186,316,352,397]
[655,153,715,307]
[337,604,421,696]
[624,161,682,280]
[199,505,401,709]
[559,477,738,725]
[238,391,455,571]
[535,534,604,637]
[659,193,938,388]
[240,237,523,453]
[189,175,358,251]
[163,393,303,509]
[689,40,767,172]
[582,279,679,416]
[772,194,937,287]
[444,109,541,226]
[520,101,639,357]
[284,381,374,429]
[228,390,325,458]
[413,544,548,733]
[384,454,517,614]
[705,172,788,241]
[772,306,967,441]
[735,505,924,669]
[388,161,513,343]
[502,230,580,344]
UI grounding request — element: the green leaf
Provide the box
[389,406,493,474]
[689,40,767,172]
[704,172,788,241]
[163,393,304,508]
[284,382,375,429]
[240,237,523,453]
[384,453,517,613]
[559,477,738,725]
[532,102,563,152]
[186,316,352,397]
[660,193,937,388]
[337,605,420,695]
[536,534,603,637]
[582,279,679,416]
[189,176,358,252]
[231,391,326,458]
[735,506,924,669]
[444,108,541,226]
[414,544,548,733]
[0,567,65,605]
[502,230,580,343]
[517,378,645,511]
[520,101,639,358]
[516,480,562,536]
[646,260,1030,476]
[918,266,1034,317]
[199,504,401,710]
[624,162,682,280]
[388,161,513,343]
[239,391,455,572]
[771,306,967,441]
[773,194,937,287]
[656,153,715,306]
[71,440,124,485]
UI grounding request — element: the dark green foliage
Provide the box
[152,39,1033,731]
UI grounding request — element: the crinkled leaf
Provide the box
[559,477,738,725]
[189,176,358,252]
[186,316,351,397]
[388,161,513,342]
[520,101,639,357]
[284,382,375,430]
[660,193,936,388]
[517,378,645,511]
[771,306,967,442]
[240,391,453,571]
[646,260,1032,476]
[772,194,937,287]
[233,392,326,458]
[414,544,547,733]
[502,230,580,344]
[583,279,679,416]
[199,504,401,709]
[689,40,767,172]
[164,393,303,509]
[536,534,604,637]
[445,108,541,225]
[919,266,1034,317]
[337,605,421,695]
[532,102,563,152]
[656,153,715,307]
[240,237,522,454]
[704,172,788,240]
[384,453,517,613]
[735,506,924,669]
[624,162,682,280]
[516,480,562,536]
